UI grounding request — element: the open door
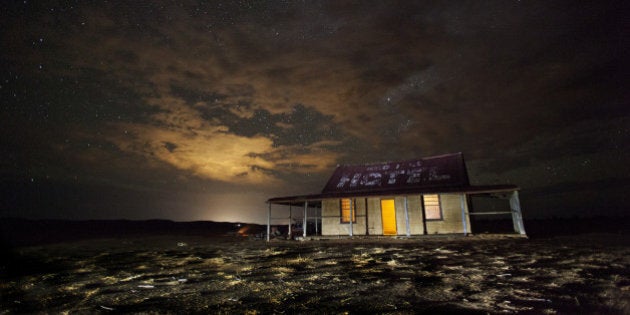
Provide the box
[381,199,397,235]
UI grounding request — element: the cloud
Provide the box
[113,124,276,184]
[3,0,626,222]
[69,1,621,164]
[101,95,267,184]
[102,95,342,185]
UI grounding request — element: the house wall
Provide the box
[389,196,427,235]
[366,197,381,235]
[321,193,469,236]
[321,198,367,236]
[425,193,470,234]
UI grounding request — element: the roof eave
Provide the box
[267,184,519,205]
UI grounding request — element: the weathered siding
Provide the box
[406,195,426,235]
[321,199,338,236]
[425,193,469,234]
[366,197,382,235]
[356,199,368,235]
[392,197,404,235]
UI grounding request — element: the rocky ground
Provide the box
[1,232,629,314]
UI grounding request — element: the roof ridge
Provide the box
[333,152,464,168]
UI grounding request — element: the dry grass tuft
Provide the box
[371,247,386,254]
[352,253,373,267]
[285,255,313,265]
[204,257,225,265]
[263,248,286,256]
[271,266,294,277]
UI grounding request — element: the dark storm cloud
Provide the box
[1,1,628,222]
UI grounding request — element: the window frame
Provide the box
[340,198,357,224]
[423,194,443,221]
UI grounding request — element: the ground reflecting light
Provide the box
[2,235,629,313]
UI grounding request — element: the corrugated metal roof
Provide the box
[321,152,470,194]
[267,153,519,206]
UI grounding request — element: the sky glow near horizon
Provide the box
[1,1,628,223]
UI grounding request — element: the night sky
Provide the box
[1,1,628,224]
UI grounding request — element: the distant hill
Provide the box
[2,217,627,247]
[0,218,264,247]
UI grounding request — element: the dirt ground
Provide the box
[1,233,629,314]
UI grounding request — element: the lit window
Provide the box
[340,198,356,223]
[423,195,442,220]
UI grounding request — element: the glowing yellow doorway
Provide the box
[381,199,397,235]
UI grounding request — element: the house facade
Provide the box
[266,153,526,239]
[320,194,471,236]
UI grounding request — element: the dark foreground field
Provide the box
[1,222,629,314]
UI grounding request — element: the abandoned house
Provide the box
[266,153,526,240]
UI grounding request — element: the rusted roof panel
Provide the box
[321,152,470,194]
